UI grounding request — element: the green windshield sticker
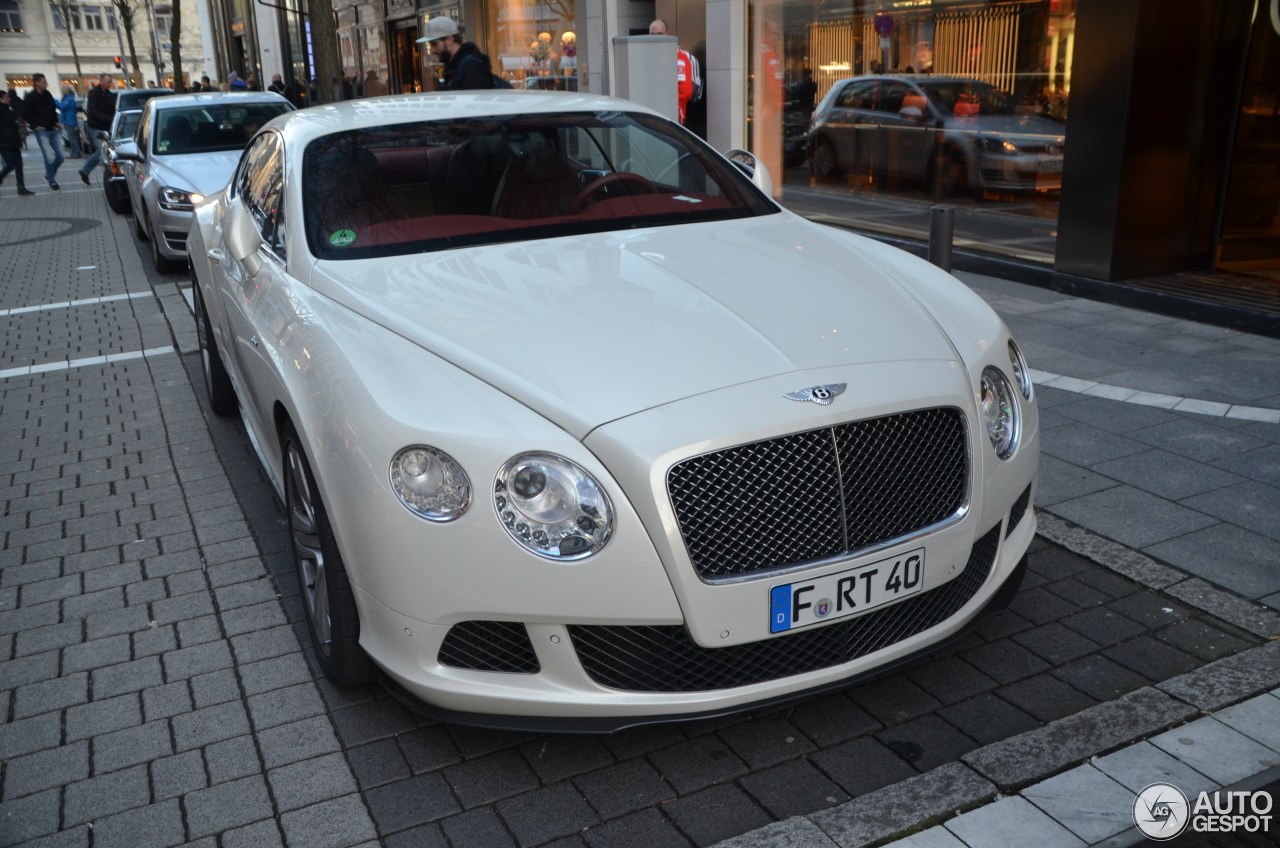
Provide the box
[329,229,357,247]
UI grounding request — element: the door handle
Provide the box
[250,335,259,348]
[207,248,225,263]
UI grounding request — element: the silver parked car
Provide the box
[809,75,1066,196]
[117,91,292,271]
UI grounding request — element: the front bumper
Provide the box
[150,201,193,260]
[364,490,1035,732]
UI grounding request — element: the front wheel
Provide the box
[284,423,375,687]
[192,283,237,416]
[811,136,842,181]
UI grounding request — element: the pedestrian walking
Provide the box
[78,73,116,185]
[0,89,34,196]
[419,17,502,90]
[363,69,388,97]
[57,84,81,158]
[23,74,64,190]
[268,73,286,95]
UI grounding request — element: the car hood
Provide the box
[151,150,241,195]
[308,214,964,438]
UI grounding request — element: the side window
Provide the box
[135,105,151,154]
[242,133,286,258]
[877,82,911,115]
[837,82,873,109]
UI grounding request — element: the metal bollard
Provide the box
[928,204,955,273]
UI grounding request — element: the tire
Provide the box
[148,212,183,273]
[932,149,971,199]
[104,172,129,214]
[811,136,842,181]
[192,283,237,416]
[284,422,375,687]
[133,204,148,241]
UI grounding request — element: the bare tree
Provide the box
[109,0,144,85]
[49,0,85,82]
[309,0,341,103]
[167,1,183,91]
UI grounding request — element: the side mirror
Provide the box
[724,148,774,197]
[115,140,141,161]
[224,199,263,276]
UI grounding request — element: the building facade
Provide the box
[1,0,210,94]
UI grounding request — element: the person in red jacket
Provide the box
[649,19,699,125]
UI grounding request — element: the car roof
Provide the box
[262,91,663,149]
[149,91,291,111]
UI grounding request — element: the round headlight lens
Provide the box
[495,453,613,560]
[1008,339,1033,400]
[389,445,471,522]
[980,367,1020,460]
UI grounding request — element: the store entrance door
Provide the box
[1217,6,1280,274]
[389,22,421,94]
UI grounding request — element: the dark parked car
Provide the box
[809,75,1065,196]
[79,86,171,160]
[98,109,143,213]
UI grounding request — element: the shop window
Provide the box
[0,0,24,33]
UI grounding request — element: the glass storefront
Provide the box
[751,0,1075,264]
[413,0,575,92]
[1217,3,1280,274]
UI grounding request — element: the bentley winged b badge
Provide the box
[783,383,847,405]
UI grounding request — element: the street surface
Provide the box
[2,150,1279,847]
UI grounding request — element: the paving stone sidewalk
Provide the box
[3,188,1280,848]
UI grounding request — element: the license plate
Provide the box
[770,549,925,633]
[1037,158,1063,173]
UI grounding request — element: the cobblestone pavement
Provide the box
[2,181,1279,848]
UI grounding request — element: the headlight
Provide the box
[975,137,1019,154]
[158,186,205,210]
[494,453,613,560]
[389,445,471,522]
[980,367,1020,460]
[1008,339,1033,400]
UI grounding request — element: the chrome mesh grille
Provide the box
[438,621,539,673]
[569,524,1002,693]
[667,408,967,580]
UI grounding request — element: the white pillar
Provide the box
[706,0,745,151]
[583,0,618,95]
[613,35,676,121]
[196,0,218,81]
[252,0,283,82]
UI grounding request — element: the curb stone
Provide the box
[807,763,996,847]
[1037,513,1280,639]
[960,687,1197,790]
[711,515,1280,848]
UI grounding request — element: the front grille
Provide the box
[438,621,539,673]
[667,407,967,580]
[569,524,1001,693]
[1006,484,1032,538]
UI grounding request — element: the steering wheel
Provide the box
[569,172,657,213]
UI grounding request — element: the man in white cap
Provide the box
[418,16,499,90]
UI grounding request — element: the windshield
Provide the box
[918,81,1016,117]
[113,112,141,141]
[153,103,292,155]
[303,111,777,260]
